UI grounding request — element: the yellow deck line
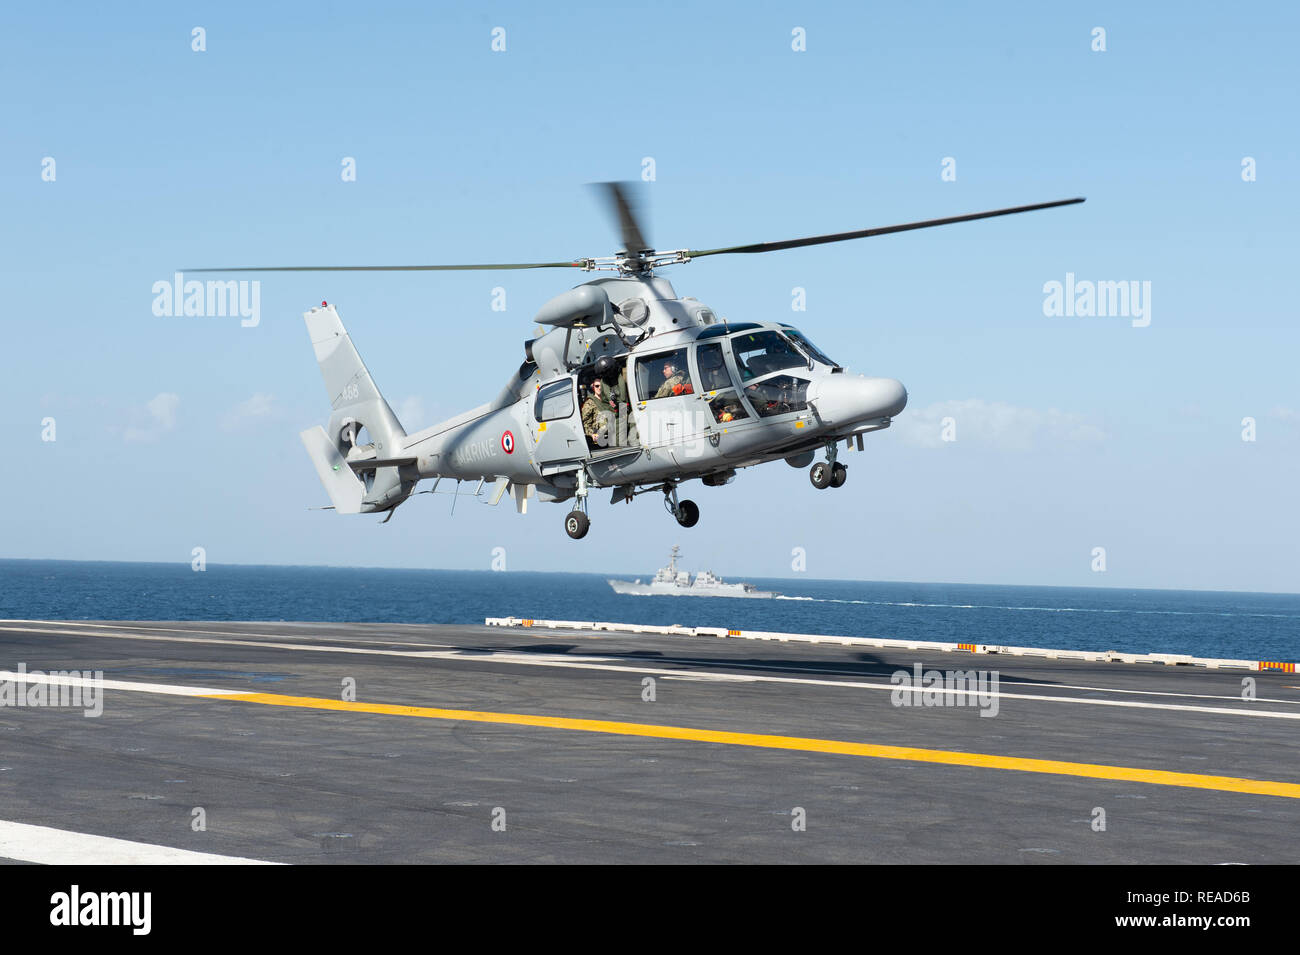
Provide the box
[205,692,1300,800]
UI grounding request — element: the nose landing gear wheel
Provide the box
[564,510,590,539]
[830,462,848,488]
[675,499,700,527]
[810,462,832,489]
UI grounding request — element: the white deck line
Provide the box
[0,820,282,865]
[0,670,246,697]
[1,623,1295,718]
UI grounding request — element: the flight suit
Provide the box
[654,373,686,399]
[582,390,617,445]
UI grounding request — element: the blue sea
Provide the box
[1,559,1298,662]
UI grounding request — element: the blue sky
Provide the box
[3,1,1298,591]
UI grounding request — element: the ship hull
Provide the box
[607,580,778,599]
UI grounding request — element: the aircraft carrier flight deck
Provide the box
[0,618,1297,864]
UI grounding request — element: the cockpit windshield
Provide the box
[730,330,807,381]
[782,327,838,368]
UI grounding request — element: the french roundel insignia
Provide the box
[501,431,515,454]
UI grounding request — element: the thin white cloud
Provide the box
[220,392,276,431]
[397,395,424,429]
[895,398,1107,450]
[122,392,180,443]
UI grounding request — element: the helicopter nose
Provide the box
[808,374,908,424]
[872,377,908,417]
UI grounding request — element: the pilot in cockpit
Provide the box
[654,359,693,398]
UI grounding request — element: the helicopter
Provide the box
[196,184,1083,539]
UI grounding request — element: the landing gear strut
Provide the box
[664,483,700,528]
[565,468,591,539]
[810,442,848,490]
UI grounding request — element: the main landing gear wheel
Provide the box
[662,483,699,528]
[675,499,700,528]
[830,462,848,488]
[809,462,832,489]
[564,510,590,539]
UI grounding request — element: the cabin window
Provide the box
[534,379,574,421]
[635,349,694,400]
[617,298,649,326]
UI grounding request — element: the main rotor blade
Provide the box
[187,261,589,273]
[595,181,650,254]
[686,197,1085,259]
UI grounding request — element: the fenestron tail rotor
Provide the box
[189,188,1083,276]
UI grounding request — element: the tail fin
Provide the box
[305,303,406,452]
[301,303,416,513]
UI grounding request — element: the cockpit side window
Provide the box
[709,391,750,423]
[695,342,733,392]
[694,341,750,424]
[744,374,810,418]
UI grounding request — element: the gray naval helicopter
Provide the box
[198,185,1082,539]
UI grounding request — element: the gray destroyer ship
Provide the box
[608,546,779,599]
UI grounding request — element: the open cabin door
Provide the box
[530,376,586,473]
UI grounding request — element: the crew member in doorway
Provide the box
[583,378,618,447]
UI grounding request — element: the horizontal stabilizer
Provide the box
[347,456,418,471]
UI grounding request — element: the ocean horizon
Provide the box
[2,558,1297,662]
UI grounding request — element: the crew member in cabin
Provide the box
[654,359,693,398]
[582,377,618,447]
